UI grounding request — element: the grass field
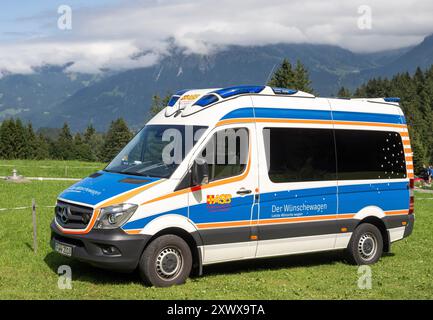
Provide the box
[0,160,105,178]
[0,160,432,299]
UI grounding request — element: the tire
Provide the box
[139,234,192,287]
[346,223,383,265]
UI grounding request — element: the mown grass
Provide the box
[0,161,432,299]
[0,159,105,178]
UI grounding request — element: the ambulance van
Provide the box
[51,86,415,287]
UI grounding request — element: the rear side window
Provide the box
[265,128,337,183]
[335,130,406,180]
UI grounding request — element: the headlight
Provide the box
[94,203,138,229]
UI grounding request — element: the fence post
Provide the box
[32,199,37,253]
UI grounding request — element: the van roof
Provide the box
[149,85,403,128]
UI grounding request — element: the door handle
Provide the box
[236,188,252,195]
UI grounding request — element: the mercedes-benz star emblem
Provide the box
[59,206,70,224]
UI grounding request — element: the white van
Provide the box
[51,86,415,287]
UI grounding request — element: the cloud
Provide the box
[0,40,162,75]
[0,0,432,75]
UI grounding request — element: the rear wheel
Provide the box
[139,234,192,287]
[347,223,383,265]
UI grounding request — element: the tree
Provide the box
[351,65,433,173]
[84,124,96,142]
[53,123,75,160]
[268,59,295,89]
[0,119,14,159]
[150,93,172,116]
[293,60,313,93]
[83,124,103,161]
[268,59,313,93]
[0,119,27,159]
[12,119,27,159]
[337,86,352,98]
[34,133,50,159]
[101,118,132,162]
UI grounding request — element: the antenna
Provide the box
[264,63,277,85]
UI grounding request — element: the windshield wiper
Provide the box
[120,171,161,178]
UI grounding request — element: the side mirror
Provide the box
[192,157,209,186]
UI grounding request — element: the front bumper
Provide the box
[50,221,151,272]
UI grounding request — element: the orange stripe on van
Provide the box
[333,121,406,128]
[258,214,341,225]
[124,229,142,235]
[196,213,356,230]
[385,209,409,216]
[216,118,407,129]
[197,220,251,229]
[141,148,252,206]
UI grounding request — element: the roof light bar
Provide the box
[166,89,192,107]
[384,97,401,103]
[167,96,180,107]
[271,87,298,95]
[213,85,265,99]
[193,94,219,107]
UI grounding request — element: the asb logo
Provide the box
[207,194,232,205]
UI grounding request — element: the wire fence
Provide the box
[0,176,80,181]
[0,164,102,169]
[0,205,55,212]
[0,163,104,179]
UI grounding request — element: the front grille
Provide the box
[55,200,94,230]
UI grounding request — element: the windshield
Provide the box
[105,125,207,178]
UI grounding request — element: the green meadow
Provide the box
[0,160,432,299]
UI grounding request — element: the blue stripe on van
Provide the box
[338,181,409,215]
[332,110,405,124]
[122,181,409,230]
[221,107,405,124]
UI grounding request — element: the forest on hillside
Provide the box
[0,60,432,175]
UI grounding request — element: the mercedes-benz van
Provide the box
[51,85,415,287]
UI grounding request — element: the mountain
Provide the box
[343,35,433,88]
[43,44,379,131]
[1,34,433,131]
[0,63,107,126]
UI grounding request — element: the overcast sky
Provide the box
[1,0,432,75]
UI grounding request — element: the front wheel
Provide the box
[347,223,383,265]
[139,234,192,287]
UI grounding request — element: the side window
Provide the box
[335,130,406,180]
[264,128,337,183]
[199,127,249,182]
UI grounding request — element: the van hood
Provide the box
[58,171,161,207]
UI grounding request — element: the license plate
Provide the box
[55,241,72,257]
